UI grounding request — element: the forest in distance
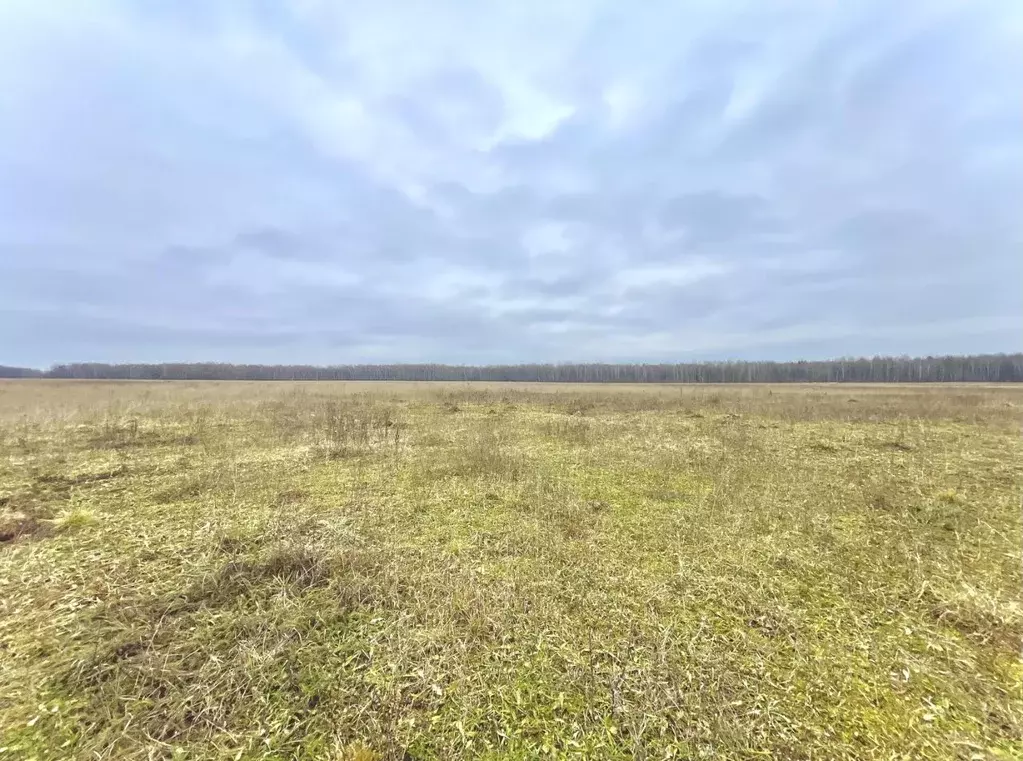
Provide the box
[1,353,1022,383]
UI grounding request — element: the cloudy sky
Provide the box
[1,1,1020,367]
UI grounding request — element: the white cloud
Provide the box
[521,222,575,258]
[616,261,732,291]
[1,0,1021,365]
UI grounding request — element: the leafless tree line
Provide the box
[2,353,1020,383]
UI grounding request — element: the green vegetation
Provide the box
[1,381,1021,760]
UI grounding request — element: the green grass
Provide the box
[0,381,1021,760]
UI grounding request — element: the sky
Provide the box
[1,0,1021,367]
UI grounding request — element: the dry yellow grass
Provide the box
[1,380,1021,759]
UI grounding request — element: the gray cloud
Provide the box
[0,0,1020,367]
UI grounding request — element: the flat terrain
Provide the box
[1,381,1021,760]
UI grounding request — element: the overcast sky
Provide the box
[1,1,1020,367]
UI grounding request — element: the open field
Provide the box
[1,380,1021,760]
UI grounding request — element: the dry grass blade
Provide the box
[0,380,1021,760]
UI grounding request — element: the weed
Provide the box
[90,416,141,449]
[316,400,402,460]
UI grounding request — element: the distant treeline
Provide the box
[0,366,44,378]
[1,354,1021,383]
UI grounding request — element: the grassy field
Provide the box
[0,380,1020,760]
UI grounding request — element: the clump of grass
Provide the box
[808,440,840,453]
[935,488,963,504]
[316,400,402,460]
[52,506,98,530]
[180,404,212,445]
[215,544,331,591]
[88,416,142,449]
[924,583,1023,653]
[538,416,592,446]
[450,424,525,481]
[153,468,216,504]
[258,394,310,443]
